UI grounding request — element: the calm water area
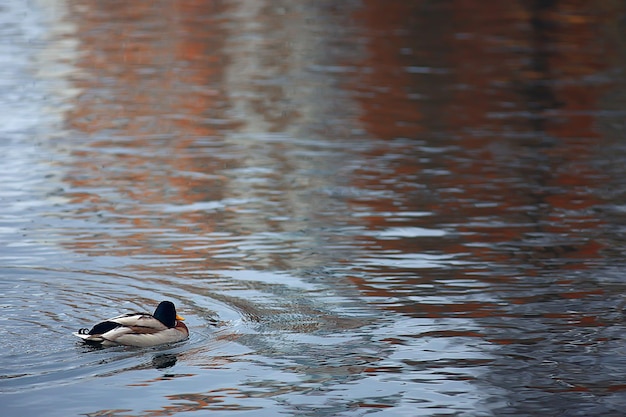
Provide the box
[2,1,626,416]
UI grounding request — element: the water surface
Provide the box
[2,1,626,416]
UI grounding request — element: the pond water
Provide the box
[2,1,626,416]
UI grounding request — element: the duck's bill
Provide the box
[176,314,185,321]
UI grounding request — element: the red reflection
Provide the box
[341,0,621,318]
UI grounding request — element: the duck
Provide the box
[73,301,189,347]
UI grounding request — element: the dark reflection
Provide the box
[152,353,177,369]
[78,346,178,370]
[525,0,561,128]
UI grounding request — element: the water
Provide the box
[1,1,626,416]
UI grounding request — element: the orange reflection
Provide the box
[63,1,235,267]
[342,0,622,318]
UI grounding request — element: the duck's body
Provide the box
[73,301,188,347]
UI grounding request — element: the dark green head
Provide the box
[153,301,183,328]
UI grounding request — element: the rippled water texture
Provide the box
[2,1,626,416]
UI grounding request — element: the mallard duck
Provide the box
[73,301,189,347]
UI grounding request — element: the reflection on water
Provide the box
[2,0,626,416]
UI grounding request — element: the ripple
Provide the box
[0,265,248,393]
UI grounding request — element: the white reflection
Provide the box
[357,253,466,269]
[0,0,78,264]
[0,0,79,135]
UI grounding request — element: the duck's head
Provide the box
[153,301,185,328]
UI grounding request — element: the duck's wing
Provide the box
[108,313,168,331]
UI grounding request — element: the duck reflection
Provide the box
[152,353,177,369]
